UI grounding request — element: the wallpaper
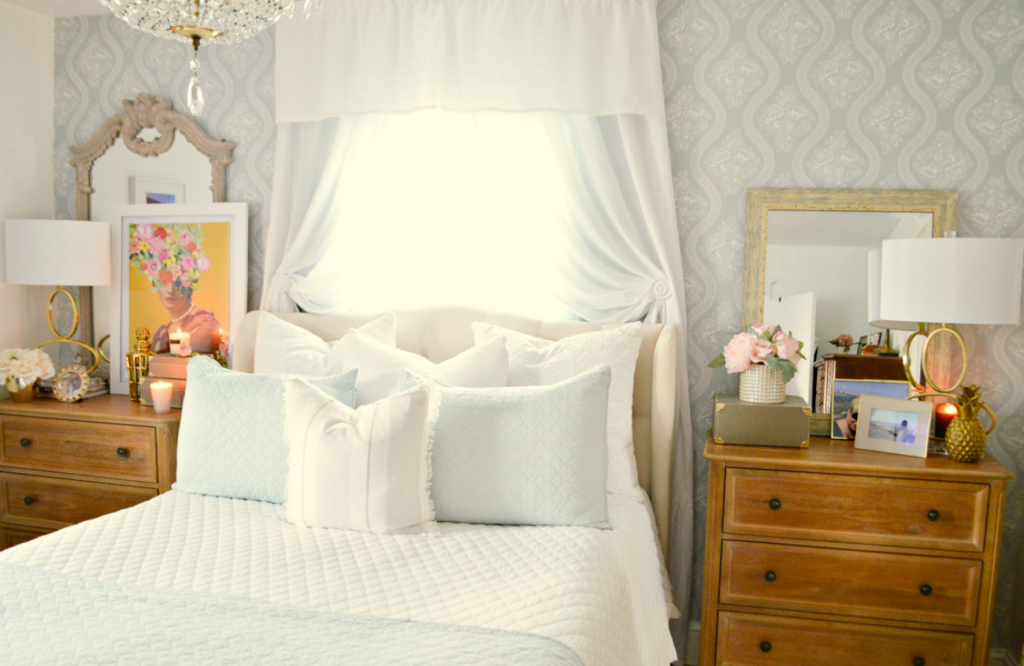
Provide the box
[658,0,1024,651]
[53,15,275,310]
[54,0,1024,655]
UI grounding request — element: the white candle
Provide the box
[168,328,191,356]
[150,381,173,414]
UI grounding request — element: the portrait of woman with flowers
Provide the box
[128,222,223,354]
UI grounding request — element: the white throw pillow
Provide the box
[473,322,644,497]
[334,329,509,406]
[283,378,438,534]
[254,311,396,375]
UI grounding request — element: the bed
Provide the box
[0,308,678,665]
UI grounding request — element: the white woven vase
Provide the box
[738,364,785,405]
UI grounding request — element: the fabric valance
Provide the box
[274,0,665,123]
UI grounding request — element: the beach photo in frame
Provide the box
[831,378,911,440]
[129,177,186,205]
[109,203,248,394]
[855,395,933,458]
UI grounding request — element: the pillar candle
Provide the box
[935,403,959,439]
[150,381,173,414]
[168,329,191,357]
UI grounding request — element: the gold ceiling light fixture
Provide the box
[99,0,323,116]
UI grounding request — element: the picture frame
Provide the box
[831,378,911,440]
[109,203,248,395]
[129,177,186,205]
[855,395,933,458]
[53,364,90,402]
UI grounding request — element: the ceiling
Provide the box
[6,0,107,17]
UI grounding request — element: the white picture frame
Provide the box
[129,177,186,205]
[854,395,933,458]
[109,203,248,395]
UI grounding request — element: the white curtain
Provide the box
[266,0,694,656]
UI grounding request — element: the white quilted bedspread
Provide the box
[1,491,676,666]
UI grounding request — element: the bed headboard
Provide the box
[234,308,677,556]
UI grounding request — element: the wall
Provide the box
[0,1,56,392]
[659,0,1024,653]
[53,15,275,311]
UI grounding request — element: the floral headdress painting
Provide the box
[128,223,210,296]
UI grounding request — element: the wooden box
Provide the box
[713,393,810,448]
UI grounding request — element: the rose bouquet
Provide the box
[0,348,56,387]
[708,323,805,383]
[128,223,210,296]
[829,334,855,353]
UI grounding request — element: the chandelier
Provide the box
[99,0,322,116]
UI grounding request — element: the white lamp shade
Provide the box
[868,249,917,331]
[879,238,1024,326]
[4,219,111,286]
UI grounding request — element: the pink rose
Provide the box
[159,249,170,262]
[178,230,192,244]
[197,256,211,272]
[750,337,776,362]
[145,259,160,275]
[181,256,195,271]
[134,224,154,242]
[149,237,164,253]
[128,238,140,254]
[773,331,800,360]
[751,323,770,335]
[177,343,192,358]
[723,332,757,373]
[169,263,182,278]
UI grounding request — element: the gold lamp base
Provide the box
[35,285,103,374]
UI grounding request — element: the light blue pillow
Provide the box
[174,356,359,504]
[410,365,611,528]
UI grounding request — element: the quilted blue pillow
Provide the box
[411,365,611,528]
[174,356,359,504]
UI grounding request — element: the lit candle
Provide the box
[168,328,191,357]
[935,403,959,439]
[150,381,173,414]
[218,328,229,360]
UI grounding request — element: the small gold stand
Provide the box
[35,285,103,374]
[126,327,156,402]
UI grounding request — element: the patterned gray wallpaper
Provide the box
[54,15,275,309]
[658,0,1024,651]
[55,0,1024,654]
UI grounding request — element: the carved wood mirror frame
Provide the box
[742,187,960,328]
[68,93,235,349]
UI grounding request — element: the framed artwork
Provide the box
[130,177,186,205]
[109,203,248,394]
[831,378,911,440]
[855,395,933,458]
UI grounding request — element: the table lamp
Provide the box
[867,248,917,356]
[4,220,111,373]
[879,236,1024,461]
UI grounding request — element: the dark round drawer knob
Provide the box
[20,438,31,448]
[23,496,35,506]
[760,641,772,653]
[765,571,777,583]
[769,498,782,510]
[927,509,940,521]
[913,658,925,666]
[920,584,933,596]
[117,447,129,458]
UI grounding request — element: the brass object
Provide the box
[944,386,997,463]
[5,378,37,403]
[901,323,968,394]
[35,285,102,374]
[53,364,90,403]
[126,327,156,402]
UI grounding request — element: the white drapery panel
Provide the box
[274,0,664,122]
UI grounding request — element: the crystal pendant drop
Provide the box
[187,57,205,116]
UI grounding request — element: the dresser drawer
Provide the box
[0,525,50,550]
[716,611,974,666]
[0,473,157,530]
[723,469,988,552]
[720,541,982,627]
[1,415,157,483]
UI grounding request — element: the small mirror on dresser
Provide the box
[742,188,959,415]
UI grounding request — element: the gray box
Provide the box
[713,393,811,448]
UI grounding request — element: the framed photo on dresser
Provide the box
[108,203,248,394]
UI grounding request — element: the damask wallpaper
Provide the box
[658,0,1024,652]
[53,15,275,310]
[54,0,1024,655]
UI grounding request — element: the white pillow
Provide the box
[254,311,396,375]
[283,378,438,534]
[473,322,644,497]
[335,329,509,406]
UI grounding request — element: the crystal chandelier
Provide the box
[99,0,322,116]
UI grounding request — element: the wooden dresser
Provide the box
[700,434,1011,666]
[0,395,179,550]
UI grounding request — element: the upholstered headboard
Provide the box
[234,308,677,556]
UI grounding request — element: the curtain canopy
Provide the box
[274,0,665,122]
